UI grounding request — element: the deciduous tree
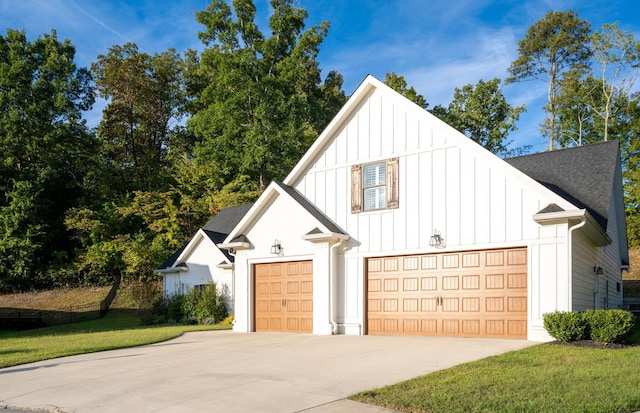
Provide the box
[0,29,95,292]
[432,78,525,156]
[187,0,345,191]
[507,10,591,150]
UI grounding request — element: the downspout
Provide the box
[329,239,344,334]
[567,216,586,310]
[228,249,236,324]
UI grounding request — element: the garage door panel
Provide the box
[462,275,480,289]
[421,277,437,290]
[508,273,527,289]
[443,276,459,290]
[254,260,313,333]
[403,298,419,312]
[462,320,480,335]
[421,298,437,311]
[486,274,505,289]
[367,247,527,339]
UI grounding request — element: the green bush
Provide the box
[543,311,588,342]
[583,309,636,344]
[152,283,228,325]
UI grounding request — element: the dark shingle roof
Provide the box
[505,141,619,231]
[157,242,188,270]
[157,204,253,270]
[202,204,253,234]
[274,182,346,235]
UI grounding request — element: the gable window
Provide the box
[351,158,399,213]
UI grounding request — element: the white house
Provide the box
[214,75,627,341]
[155,204,252,312]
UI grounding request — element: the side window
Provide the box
[351,158,398,213]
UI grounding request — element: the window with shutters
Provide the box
[351,158,399,213]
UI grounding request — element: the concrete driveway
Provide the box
[0,331,536,413]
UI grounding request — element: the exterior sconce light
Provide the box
[429,229,445,249]
[270,239,282,255]
[594,266,603,275]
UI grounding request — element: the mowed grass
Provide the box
[0,285,231,369]
[0,309,230,368]
[351,334,640,413]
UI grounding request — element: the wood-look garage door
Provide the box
[367,248,528,339]
[254,261,313,333]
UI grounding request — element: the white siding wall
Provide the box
[571,229,599,311]
[163,238,234,311]
[291,87,576,340]
[231,192,321,333]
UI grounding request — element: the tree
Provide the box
[384,72,428,109]
[91,43,186,193]
[554,69,599,147]
[432,78,526,156]
[621,93,640,248]
[187,0,345,191]
[0,29,95,292]
[590,22,640,142]
[507,10,591,151]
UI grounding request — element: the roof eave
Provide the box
[533,209,611,246]
[303,232,350,243]
[153,265,188,274]
[218,241,251,251]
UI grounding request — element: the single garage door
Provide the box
[254,260,313,333]
[367,247,527,339]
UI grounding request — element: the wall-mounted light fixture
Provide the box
[429,229,445,249]
[270,239,283,255]
[594,266,603,275]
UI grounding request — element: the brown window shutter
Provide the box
[351,164,362,213]
[386,158,399,209]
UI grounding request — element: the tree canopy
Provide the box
[187,0,345,191]
[507,10,591,150]
[0,29,95,291]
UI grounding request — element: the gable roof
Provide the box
[221,181,347,246]
[156,204,253,271]
[505,141,620,231]
[273,182,345,235]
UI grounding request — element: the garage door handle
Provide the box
[282,299,287,307]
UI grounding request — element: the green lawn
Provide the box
[0,309,230,368]
[351,334,640,413]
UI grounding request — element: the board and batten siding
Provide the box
[290,86,576,340]
[293,88,570,254]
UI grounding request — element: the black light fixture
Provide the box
[429,229,444,248]
[270,239,282,255]
[594,266,603,275]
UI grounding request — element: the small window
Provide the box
[617,282,621,293]
[351,158,399,213]
[363,162,386,210]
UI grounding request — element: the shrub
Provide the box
[221,315,235,326]
[182,283,228,324]
[583,309,637,344]
[151,283,229,325]
[543,311,588,342]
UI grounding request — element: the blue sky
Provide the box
[2,0,639,153]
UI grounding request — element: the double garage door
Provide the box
[253,248,527,338]
[254,261,313,333]
[367,247,528,339]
